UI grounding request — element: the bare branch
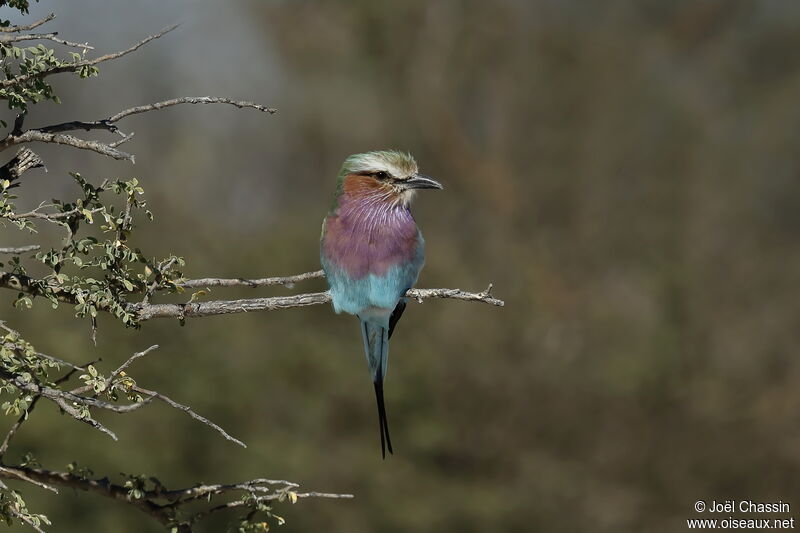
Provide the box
[107,345,158,383]
[0,13,55,33]
[162,478,298,502]
[108,132,134,148]
[179,269,324,289]
[49,395,117,440]
[136,292,329,320]
[36,119,118,135]
[0,147,45,183]
[0,129,133,161]
[134,285,504,321]
[0,245,39,254]
[0,269,504,322]
[131,385,246,448]
[407,283,505,307]
[1,332,245,458]
[33,96,276,138]
[40,342,246,448]
[0,37,278,166]
[0,465,57,493]
[2,95,277,162]
[0,33,93,49]
[193,490,353,522]
[0,465,171,525]
[0,465,351,530]
[0,28,211,166]
[107,96,277,122]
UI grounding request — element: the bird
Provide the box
[320,150,443,458]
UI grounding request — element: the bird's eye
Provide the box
[375,171,389,180]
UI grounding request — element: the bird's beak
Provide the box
[404,173,443,190]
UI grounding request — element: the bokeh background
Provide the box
[3,1,800,531]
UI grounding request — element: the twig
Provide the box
[0,13,55,33]
[0,367,159,439]
[36,119,119,135]
[0,269,504,321]
[0,465,57,494]
[0,33,93,49]
[407,284,505,307]
[107,96,277,121]
[0,147,45,183]
[195,490,354,521]
[5,506,47,533]
[0,396,40,458]
[50,395,117,440]
[179,269,324,289]
[142,257,177,305]
[107,345,158,383]
[131,385,245,448]
[136,292,331,320]
[0,466,170,525]
[3,206,102,221]
[0,129,133,161]
[0,24,177,89]
[30,97,275,137]
[0,465,349,530]
[108,132,134,148]
[134,285,504,321]
[164,478,298,501]
[0,359,91,459]
[0,95,277,162]
[3,332,242,451]
[0,245,39,254]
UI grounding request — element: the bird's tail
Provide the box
[360,318,392,458]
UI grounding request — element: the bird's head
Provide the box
[336,150,443,207]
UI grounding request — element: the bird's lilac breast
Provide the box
[322,199,421,280]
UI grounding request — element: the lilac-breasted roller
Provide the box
[320,151,443,458]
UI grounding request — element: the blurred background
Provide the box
[3,0,800,531]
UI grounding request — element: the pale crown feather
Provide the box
[342,150,419,181]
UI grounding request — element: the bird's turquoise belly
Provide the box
[328,268,409,316]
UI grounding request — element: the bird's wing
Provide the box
[387,298,406,340]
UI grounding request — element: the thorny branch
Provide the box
[0,13,55,33]
[0,323,243,446]
[0,32,93,50]
[0,325,350,530]
[0,96,278,162]
[0,147,45,183]
[0,22,278,162]
[0,128,132,160]
[0,268,504,322]
[0,11,502,532]
[179,269,326,289]
[0,358,86,459]
[0,320,346,525]
[0,465,352,531]
[0,245,38,254]
[0,24,178,89]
